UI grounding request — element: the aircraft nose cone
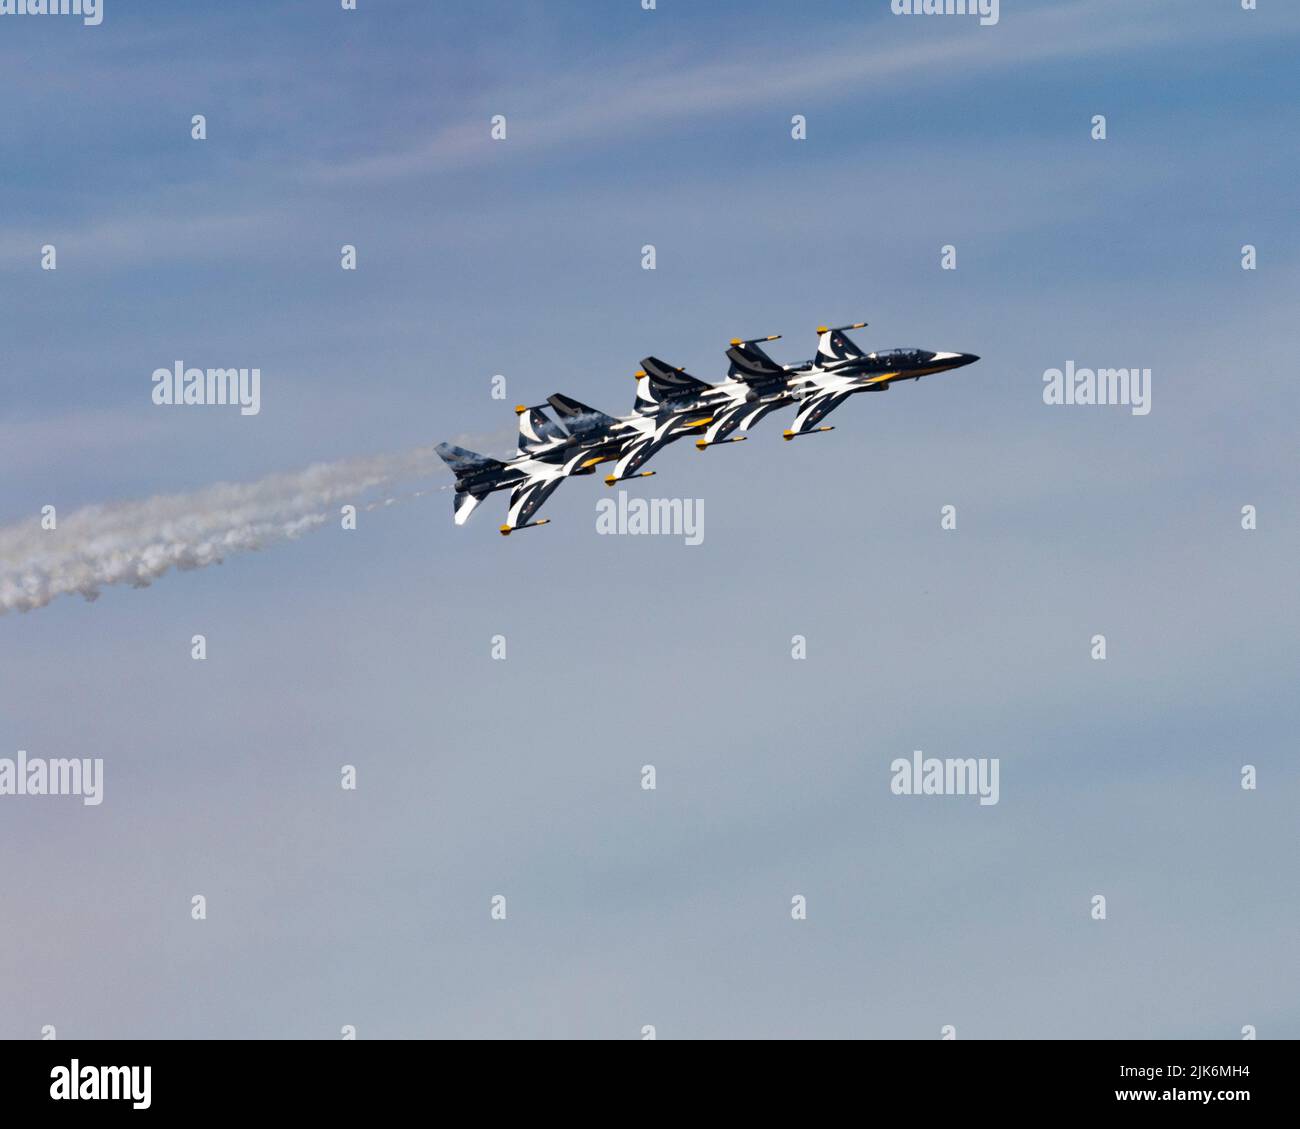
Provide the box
[932,351,979,368]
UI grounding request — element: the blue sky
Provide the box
[1,0,1297,1038]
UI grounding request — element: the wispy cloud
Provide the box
[311,0,1298,182]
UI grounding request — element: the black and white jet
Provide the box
[434,403,610,535]
[718,322,980,440]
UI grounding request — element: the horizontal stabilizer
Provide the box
[453,490,486,525]
[436,442,506,477]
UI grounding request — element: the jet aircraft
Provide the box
[435,403,605,534]
[719,323,979,440]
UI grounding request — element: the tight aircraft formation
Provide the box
[436,322,978,534]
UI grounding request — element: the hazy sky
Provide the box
[1,0,1296,1038]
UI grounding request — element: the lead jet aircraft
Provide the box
[718,322,978,440]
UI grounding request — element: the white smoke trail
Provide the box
[0,445,464,616]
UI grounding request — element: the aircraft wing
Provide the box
[606,407,712,482]
[503,476,564,531]
[781,368,899,439]
[606,434,667,483]
[700,397,787,447]
[783,389,855,439]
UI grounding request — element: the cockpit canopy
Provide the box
[864,348,930,368]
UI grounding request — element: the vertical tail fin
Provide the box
[726,337,786,383]
[545,393,619,437]
[633,368,660,415]
[639,356,712,405]
[514,404,567,454]
[815,322,867,364]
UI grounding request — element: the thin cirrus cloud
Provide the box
[308,0,1297,182]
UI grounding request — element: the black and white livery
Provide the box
[435,402,612,535]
